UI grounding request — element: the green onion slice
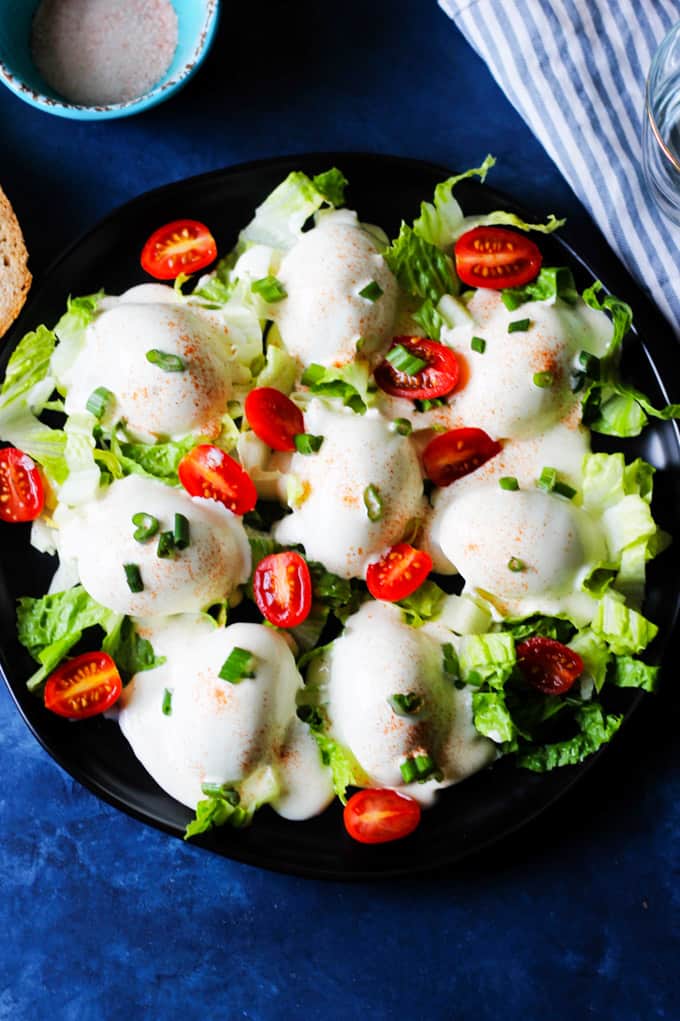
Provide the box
[442,643,459,678]
[86,386,114,419]
[219,647,257,684]
[508,318,531,333]
[124,563,144,593]
[578,350,600,379]
[358,281,384,302]
[508,557,526,573]
[470,336,486,354]
[363,484,383,521]
[146,349,185,372]
[499,476,519,491]
[537,466,558,492]
[132,512,159,542]
[392,418,413,436]
[294,433,324,455]
[388,692,423,717]
[162,689,173,716]
[173,513,190,550]
[533,370,554,388]
[251,276,288,302]
[156,531,176,559]
[554,481,577,500]
[386,344,428,375]
[399,758,419,784]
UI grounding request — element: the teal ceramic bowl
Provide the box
[0,0,219,120]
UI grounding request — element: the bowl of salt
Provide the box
[0,0,219,120]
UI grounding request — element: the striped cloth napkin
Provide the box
[439,0,680,336]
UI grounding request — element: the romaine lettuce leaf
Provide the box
[301,361,371,414]
[591,594,658,655]
[412,155,496,248]
[609,655,659,692]
[517,704,622,771]
[0,324,56,412]
[184,765,280,839]
[397,579,446,627]
[237,169,345,253]
[383,223,458,303]
[472,690,517,744]
[51,291,103,384]
[501,267,579,311]
[458,633,516,686]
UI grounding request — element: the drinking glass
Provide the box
[642,20,680,226]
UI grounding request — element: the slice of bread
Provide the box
[0,185,31,338]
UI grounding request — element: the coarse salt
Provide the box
[31,0,179,107]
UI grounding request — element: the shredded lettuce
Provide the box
[517,704,622,771]
[459,633,516,685]
[591,594,658,655]
[383,223,458,303]
[0,324,56,412]
[581,281,632,361]
[567,629,611,694]
[301,361,371,414]
[472,691,517,744]
[412,155,496,248]
[609,655,659,693]
[501,267,579,311]
[397,580,446,627]
[255,344,297,395]
[236,170,345,254]
[18,585,162,691]
[51,291,103,384]
[457,210,565,240]
[185,764,280,840]
[108,432,201,484]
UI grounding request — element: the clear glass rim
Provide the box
[646,20,680,174]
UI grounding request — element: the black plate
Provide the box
[1,153,679,880]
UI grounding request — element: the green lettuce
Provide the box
[471,691,517,744]
[237,169,346,254]
[108,432,201,483]
[383,223,458,303]
[501,267,579,311]
[184,764,280,840]
[591,594,658,655]
[51,291,103,383]
[412,155,496,247]
[301,361,371,414]
[609,655,659,693]
[517,704,622,771]
[397,580,446,627]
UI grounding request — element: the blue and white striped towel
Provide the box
[439,0,680,336]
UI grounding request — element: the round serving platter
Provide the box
[1,152,679,879]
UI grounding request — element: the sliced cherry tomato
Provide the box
[454,226,542,290]
[244,387,305,452]
[44,651,122,720]
[516,637,584,695]
[423,427,501,487]
[178,444,257,515]
[253,551,312,628]
[0,447,44,523]
[374,336,460,400]
[140,218,217,280]
[344,788,421,844]
[365,543,432,602]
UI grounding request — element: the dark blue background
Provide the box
[1,3,678,1018]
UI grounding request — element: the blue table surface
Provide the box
[2,3,679,1019]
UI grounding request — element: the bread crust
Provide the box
[0,185,31,338]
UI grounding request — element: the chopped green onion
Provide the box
[363,484,383,521]
[200,782,240,804]
[219,647,257,684]
[124,563,144,593]
[358,281,383,302]
[131,512,159,542]
[86,386,113,419]
[401,753,442,784]
[392,418,413,437]
[442,642,459,678]
[499,476,519,491]
[388,692,423,717]
[146,349,185,372]
[414,397,446,412]
[537,466,558,492]
[251,276,287,303]
[466,670,482,687]
[508,318,531,333]
[508,557,526,572]
[554,481,577,500]
[470,336,487,354]
[386,343,428,375]
[162,689,173,716]
[533,371,554,388]
[156,530,177,559]
[296,704,324,729]
[173,513,190,550]
[294,433,324,455]
[400,758,419,784]
[355,337,366,352]
[578,350,600,379]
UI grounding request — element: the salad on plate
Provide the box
[0,157,676,846]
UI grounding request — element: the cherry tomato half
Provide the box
[140,218,217,280]
[374,336,460,400]
[244,387,305,452]
[454,226,542,290]
[365,543,433,602]
[344,788,421,844]
[0,447,44,523]
[44,651,122,720]
[422,427,501,487]
[178,444,257,515]
[253,551,312,628]
[516,637,584,695]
